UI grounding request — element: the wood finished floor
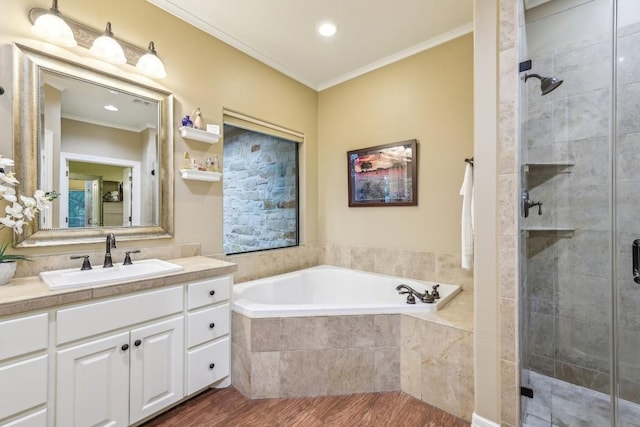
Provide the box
[142,387,470,427]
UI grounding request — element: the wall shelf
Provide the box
[179,169,221,182]
[179,126,220,144]
[521,227,575,237]
[524,163,574,175]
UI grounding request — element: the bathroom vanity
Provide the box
[0,256,236,426]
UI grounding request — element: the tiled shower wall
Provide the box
[523,21,640,403]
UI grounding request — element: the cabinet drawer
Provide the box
[0,355,48,420]
[57,286,183,345]
[1,409,47,427]
[186,337,230,395]
[187,276,231,310]
[0,313,48,362]
[187,304,230,348]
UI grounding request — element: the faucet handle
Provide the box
[123,250,141,265]
[431,284,440,299]
[70,255,92,271]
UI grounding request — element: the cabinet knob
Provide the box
[209,290,215,296]
[209,363,215,369]
[134,339,142,347]
[121,344,129,351]
[209,322,215,329]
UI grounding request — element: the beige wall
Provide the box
[0,0,318,258]
[62,119,143,161]
[317,34,473,254]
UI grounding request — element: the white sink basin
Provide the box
[40,259,184,290]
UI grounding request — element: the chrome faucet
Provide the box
[103,233,116,268]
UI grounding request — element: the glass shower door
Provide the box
[615,1,640,424]
[520,0,614,425]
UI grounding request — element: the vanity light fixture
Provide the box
[90,22,126,64]
[136,42,167,79]
[318,22,337,37]
[29,7,167,79]
[31,0,77,47]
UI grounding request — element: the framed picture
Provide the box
[347,139,418,207]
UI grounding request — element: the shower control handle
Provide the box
[633,240,640,284]
[522,189,543,218]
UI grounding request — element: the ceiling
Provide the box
[44,73,158,132]
[146,0,474,91]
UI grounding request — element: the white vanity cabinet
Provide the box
[185,276,232,395]
[0,313,49,427]
[0,270,234,427]
[55,286,185,426]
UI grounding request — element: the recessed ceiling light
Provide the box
[104,104,118,112]
[318,22,337,37]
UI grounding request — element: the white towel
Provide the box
[459,163,474,270]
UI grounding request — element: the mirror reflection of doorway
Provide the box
[68,174,101,227]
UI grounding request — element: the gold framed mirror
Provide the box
[12,44,174,247]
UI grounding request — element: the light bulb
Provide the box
[136,42,167,79]
[31,0,76,47]
[90,22,126,64]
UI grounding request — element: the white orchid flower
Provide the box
[0,216,17,229]
[0,157,15,168]
[0,156,56,238]
[0,172,19,185]
[12,219,25,234]
[2,187,16,203]
[34,190,51,210]
[20,195,37,209]
[6,202,24,219]
[23,207,36,221]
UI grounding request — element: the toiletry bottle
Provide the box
[212,154,219,172]
[183,152,190,169]
[190,158,198,170]
[205,157,213,172]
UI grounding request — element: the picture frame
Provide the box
[347,139,418,207]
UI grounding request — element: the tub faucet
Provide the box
[395,284,435,304]
[103,233,116,268]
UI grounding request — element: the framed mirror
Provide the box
[13,44,174,247]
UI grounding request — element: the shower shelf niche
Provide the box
[523,162,574,175]
[521,227,575,237]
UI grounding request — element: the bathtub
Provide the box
[232,265,461,318]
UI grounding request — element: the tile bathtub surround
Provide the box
[231,292,474,421]
[231,312,401,400]
[214,243,322,284]
[320,243,473,291]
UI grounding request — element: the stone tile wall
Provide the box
[231,312,401,399]
[231,292,474,421]
[222,127,299,254]
[321,243,474,292]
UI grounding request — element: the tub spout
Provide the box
[395,284,435,304]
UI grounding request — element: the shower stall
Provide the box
[519,0,640,425]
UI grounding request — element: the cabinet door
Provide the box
[129,316,184,424]
[0,355,47,420]
[56,332,129,427]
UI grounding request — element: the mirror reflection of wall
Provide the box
[40,71,159,230]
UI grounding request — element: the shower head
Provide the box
[524,73,563,95]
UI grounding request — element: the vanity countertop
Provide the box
[0,256,237,317]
